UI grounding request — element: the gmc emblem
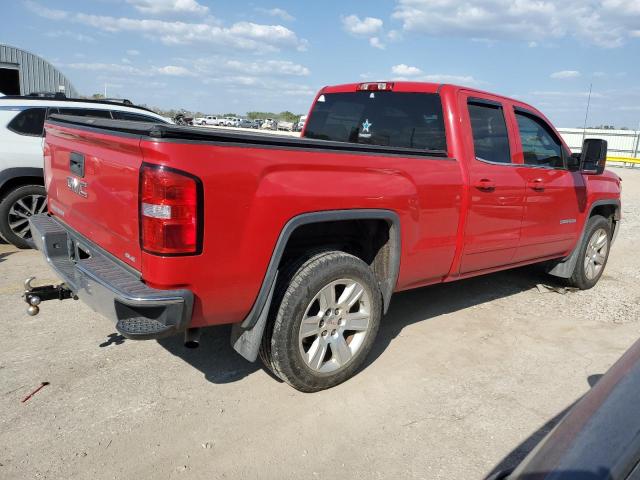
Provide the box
[66,176,88,198]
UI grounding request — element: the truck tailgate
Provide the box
[44,121,143,269]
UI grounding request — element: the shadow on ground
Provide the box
[158,325,264,384]
[364,264,557,368]
[158,264,561,385]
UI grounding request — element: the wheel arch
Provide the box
[231,209,401,362]
[548,199,620,279]
[0,167,45,201]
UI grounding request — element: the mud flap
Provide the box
[230,273,278,362]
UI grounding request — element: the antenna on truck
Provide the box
[581,83,593,145]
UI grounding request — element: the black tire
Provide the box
[0,185,47,249]
[260,251,382,392]
[566,215,612,290]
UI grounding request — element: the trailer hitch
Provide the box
[23,277,77,316]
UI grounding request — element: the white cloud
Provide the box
[256,7,295,22]
[391,64,423,76]
[26,3,307,53]
[550,70,581,79]
[65,62,193,77]
[154,65,193,76]
[202,76,315,98]
[126,0,209,16]
[126,49,141,56]
[342,14,385,49]
[390,68,479,85]
[387,30,402,41]
[25,1,68,20]
[392,0,640,48]
[421,74,477,84]
[221,59,309,76]
[45,30,94,42]
[342,14,383,36]
[369,37,385,49]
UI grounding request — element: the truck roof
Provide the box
[0,95,159,115]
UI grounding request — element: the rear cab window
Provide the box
[304,91,447,152]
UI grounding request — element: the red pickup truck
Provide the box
[25,81,621,392]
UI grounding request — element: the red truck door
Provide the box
[509,108,583,262]
[458,93,526,274]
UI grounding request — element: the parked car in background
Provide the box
[173,113,193,126]
[238,118,254,128]
[251,119,263,129]
[277,120,294,132]
[0,95,169,248]
[261,118,277,130]
[25,81,620,392]
[195,115,222,126]
[295,115,307,132]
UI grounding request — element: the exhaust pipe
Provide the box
[184,328,201,349]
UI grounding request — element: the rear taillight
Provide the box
[140,164,202,255]
[357,82,394,91]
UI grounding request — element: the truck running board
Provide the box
[23,276,76,316]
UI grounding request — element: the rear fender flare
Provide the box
[231,209,401,362]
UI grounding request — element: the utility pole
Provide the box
[581,83,593,146]
[634,120,640,159]
[104,82,107,98]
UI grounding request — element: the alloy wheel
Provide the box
[7,194,47,240]
[298,278,371,373]
[584,228,609,281]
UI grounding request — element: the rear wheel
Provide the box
[566,215,612,290]
[260,251,382,392]
[0,185,47,249]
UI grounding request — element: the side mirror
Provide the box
[581,139,607,174]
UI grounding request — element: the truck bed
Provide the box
[47,114,449,158]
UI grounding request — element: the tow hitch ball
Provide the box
[23,277,76,316]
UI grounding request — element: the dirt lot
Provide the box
[1,168,639,480]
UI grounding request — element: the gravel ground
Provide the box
[1,168,639,480]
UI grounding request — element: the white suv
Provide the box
[0,96,169,248]
[195,115,223,126]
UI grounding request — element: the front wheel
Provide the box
[260,251,382,392]
[0,185,47,249]
[566,215,612,290]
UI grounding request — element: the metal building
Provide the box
[0,44,78,97]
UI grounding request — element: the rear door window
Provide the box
[7,107,47,136]
[467,101,512,164]
[304,92,447,151]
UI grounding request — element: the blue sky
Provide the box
[3,0,640,127]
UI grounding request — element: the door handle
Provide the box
[475,179,496,192]
[528,178,545,191]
